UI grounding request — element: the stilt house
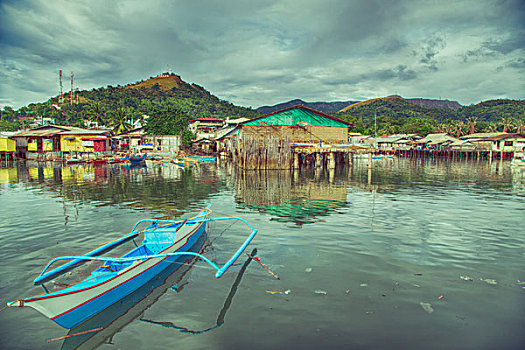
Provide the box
[240,105,353,144]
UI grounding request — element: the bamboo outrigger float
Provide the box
[7,204,258,329]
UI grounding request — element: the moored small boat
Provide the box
[66,157,87,165]
[126,153,147,166]
[7,204,258,329]
[91,158,108,166]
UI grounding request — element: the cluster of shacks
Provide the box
[2,125,182,161]
[371,132,525,157]
[3,104,524,165]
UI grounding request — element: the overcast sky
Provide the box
[1,0,524,110]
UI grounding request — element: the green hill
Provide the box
[0,73,259,133]
[337,96,524,136]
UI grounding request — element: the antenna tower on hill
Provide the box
[58,70,63,106]
[70,72,74,105]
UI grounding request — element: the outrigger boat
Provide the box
[7,205,258,329]
[125,153,147,166]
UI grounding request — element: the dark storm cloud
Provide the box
[1,0,523,108]
[482,35,525,55]
[417,36,446,72]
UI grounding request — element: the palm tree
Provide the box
[87,102,105,127]
[514,118,525,134]
[500,117,514,133]
[487,123,498,133]
[109,107,132,134]
[453,120,465,138]
[466,117,477,135]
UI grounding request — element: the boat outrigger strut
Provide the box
[35,215,258,284]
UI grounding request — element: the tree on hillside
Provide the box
[144,105,191,136]
[109,107,132,134]
[467,117,477,134]
[453,120,466,138]
[437,122,453,135]
[87,102,106,127]
[486,123,498,133]
[514,118,525,134]
[500,117,514,133]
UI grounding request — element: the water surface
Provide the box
[0,159,523,349]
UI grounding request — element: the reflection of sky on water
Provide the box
[1,158,524,350]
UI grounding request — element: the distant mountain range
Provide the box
[257,99,359,115]
[2,72,522,137]
[257,96,462,115]
[404,98,462,111]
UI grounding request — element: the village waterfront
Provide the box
[0,158,524,349]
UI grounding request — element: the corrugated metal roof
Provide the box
[13,129,64,137]
[460,132,505,140]
[59,129,111,135]
[479,133,525,141]
[215,126,239,140]
[117,127,144,136]
[189,118,223,123]
[12,125,94,137]
[242,105,353,127]
[417,133,458,143]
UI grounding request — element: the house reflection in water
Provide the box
[234,170,348,225]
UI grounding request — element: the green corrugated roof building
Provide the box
[243,105,352,128]
[240,105,353,144]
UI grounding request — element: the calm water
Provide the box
[0,158,524,349]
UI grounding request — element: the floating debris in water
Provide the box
[360,283,368,287]
[438,295,445,300]
[517,280,525,285]
[305,267,313,273]
[314,290,327,295]
[365,311,373,315]
[414,273,423,276]
[460,275,473,282]
[345,289,351,294]
[412,283,421,288]
[480,278,497,285]
[420,302,434,314]
[266,289,291,295]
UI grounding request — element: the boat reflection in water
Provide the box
[60,232,210,349]
[139,247,257,335]
[60,232,256,349]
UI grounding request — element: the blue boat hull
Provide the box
[21,220,207,329]
[55,222,206,329]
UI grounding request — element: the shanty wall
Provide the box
[0,138,16,152]
[232,135,292,170]
[241,125,348,144]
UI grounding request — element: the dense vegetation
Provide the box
[337,97,525,137]
[1,74,523,138]
[0,73,258,138]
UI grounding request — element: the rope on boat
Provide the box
[246,253,280,280]
[2,299,24,311]
[47,327,103,343]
